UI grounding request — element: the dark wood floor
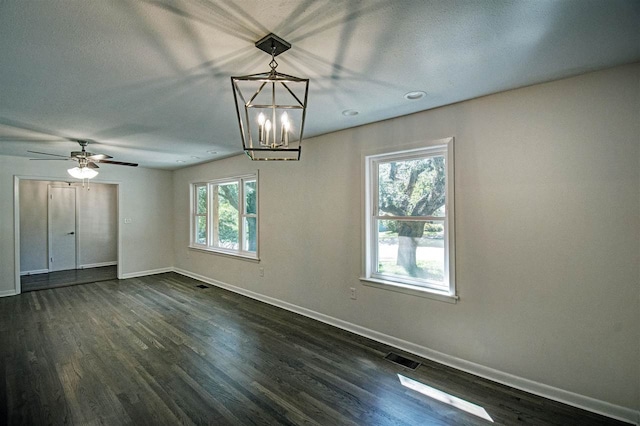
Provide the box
[21,265,118,292]
[0,273,629,425]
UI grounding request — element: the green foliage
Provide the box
[424,222,442,233]
[196,217,206,244]
[424,222,444,239]
[197,185,207,214]
[218,183,238,210]
[378,155,445,217]
[245,180,256,214]
[218,184,239,248]
[244,180,257,252]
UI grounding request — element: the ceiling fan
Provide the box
[28,139,138,169]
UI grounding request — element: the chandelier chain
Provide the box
[269,45,278,73]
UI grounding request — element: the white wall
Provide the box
[19,180,118,273]
[0,156,174,295]
[77,181,117,267]
[172,64,640,418]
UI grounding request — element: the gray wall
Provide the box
[172,64,639,417]
[20,180,118,273]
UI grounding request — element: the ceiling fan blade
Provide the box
[88,153,113,160]
[87,162,99,169]
[29,158,72,161]
[0,137,68,142]
[27,150,70,158]
[99,159,138,167]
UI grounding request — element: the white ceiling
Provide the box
[0,0,638,169]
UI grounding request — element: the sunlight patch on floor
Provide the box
[398,374,494,422]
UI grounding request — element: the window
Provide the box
[363,139,456,301]
[190,173,258,259]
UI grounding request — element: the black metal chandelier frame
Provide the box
[231,33,309,161]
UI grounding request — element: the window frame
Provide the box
[361,138,457,303]
[190,172,259,260]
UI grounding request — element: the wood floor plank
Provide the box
[0,273,631,425]
[21,266,118,292]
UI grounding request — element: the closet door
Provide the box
[48,186,77,271]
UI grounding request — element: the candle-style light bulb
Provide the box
[282,122,290,146]
[257,112,266,144]
[265,119,272,145]
[280,112,289,145]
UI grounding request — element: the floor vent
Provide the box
[196,284,208,289]
[385,352,421,370]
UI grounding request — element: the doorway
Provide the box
[15,178,120,293]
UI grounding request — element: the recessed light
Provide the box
[404,91,426,100]
[207,150,218,155]
[342,109,359,116]
[176,160,186,163]
[191,156,200,159]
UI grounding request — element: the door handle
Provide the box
[67,232,75,235]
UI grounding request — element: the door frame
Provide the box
[47,184,79,271]
[13,175,121,295]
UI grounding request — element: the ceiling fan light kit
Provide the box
[28,139,138,186]
[231,33,309,161]
[67,166,98,180]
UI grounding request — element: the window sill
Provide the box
[188,245,260,262]
[360,277,458,304]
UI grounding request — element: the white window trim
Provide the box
[360,137,457,303]
[189,172,259,261]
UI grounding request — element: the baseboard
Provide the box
[79,261,117,269]
[19,269,49,276]
[172,267,639,425]
[0,289,17,298]
[120,267,173,279]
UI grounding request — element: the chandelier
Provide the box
[231,33,309,161]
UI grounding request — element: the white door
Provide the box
[48,186,77,271]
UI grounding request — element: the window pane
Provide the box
[217,183,239,249]
[196,216,207,244]
[378,156,446,217]
[197,185,207,214]
[376,219,445,285]
[243,217,257,252]
[245,180,257,214]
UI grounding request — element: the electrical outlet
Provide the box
[350,287,357,300]
[259,267,264,277]
[124,218,132,224]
